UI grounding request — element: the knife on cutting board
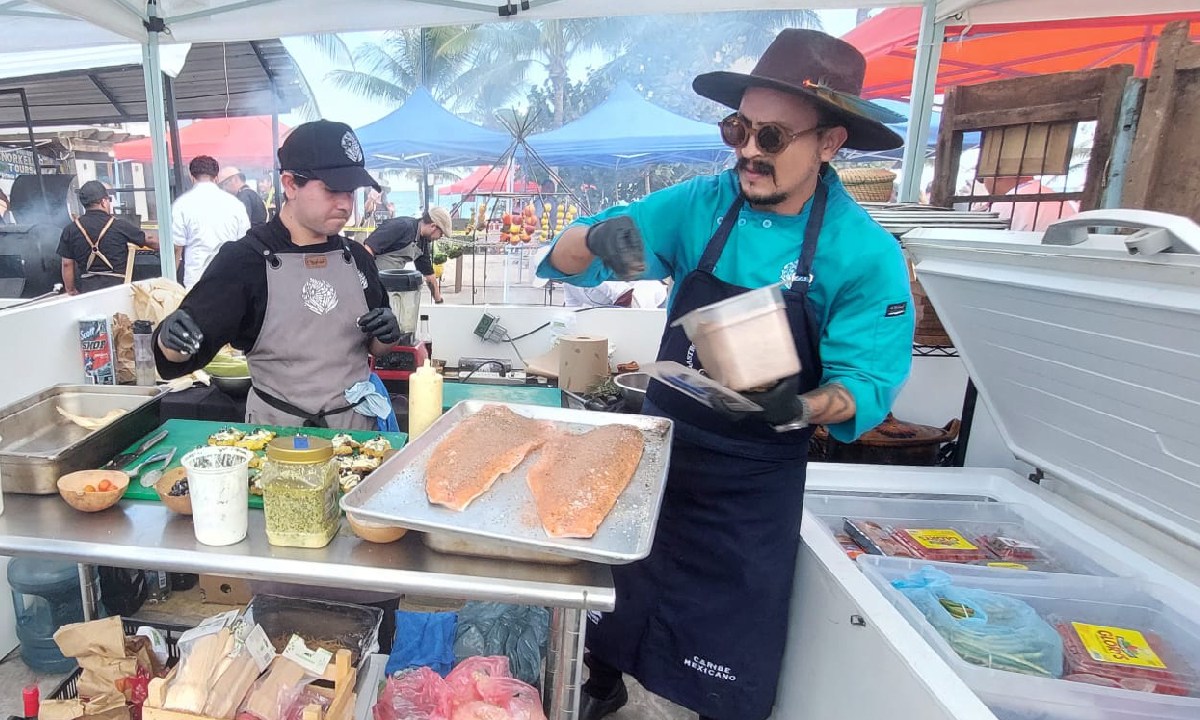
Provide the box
[103,429,169,470]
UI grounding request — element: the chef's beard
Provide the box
[737,158,788,208]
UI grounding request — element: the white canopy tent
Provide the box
[4,0,1196,271]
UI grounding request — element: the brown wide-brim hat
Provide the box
[693,29,904,152]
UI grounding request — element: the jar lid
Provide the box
[266,435,334,463]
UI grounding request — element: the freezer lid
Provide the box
[904,210,1200,551]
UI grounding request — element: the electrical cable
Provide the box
[458,360,509,384]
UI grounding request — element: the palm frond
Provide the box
[305,33,354,66]
[325,70,411,105]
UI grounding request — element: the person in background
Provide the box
[364,185,395,227]
[364,206,452,304]
[538,29,914,720]
[971,176,1079,232]
[171,155,250,287]
[57,181,152,294]
[0,186,11,223]
[216,166,268,227]
[258,175,277,218]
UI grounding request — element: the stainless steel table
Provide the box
[0,495,614,719]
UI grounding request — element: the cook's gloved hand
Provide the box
[585,216,646,280]
[358,307,402,346]
[741,375,804,425]
[157,309,203,357]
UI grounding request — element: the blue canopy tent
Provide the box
[838,99,980,163]
[525,83,731,167]
[355,87,511,169]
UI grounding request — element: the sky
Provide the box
[279,9,869,129]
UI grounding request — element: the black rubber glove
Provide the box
[157,309,204,356]
[585,216,646,280]
[738,375,803,425]
[358,307,402,346]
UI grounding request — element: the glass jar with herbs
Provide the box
[260,436,340,548]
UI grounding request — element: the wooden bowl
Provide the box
[154,467,192,515]
[346,513,408,544]
[58,470,129,512]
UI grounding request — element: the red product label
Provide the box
[979,533,1049,563]
[889,525,990,563]
[1058,622,1195,696]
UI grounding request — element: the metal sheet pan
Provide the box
[341,401,673,564]
[0,384,164,494]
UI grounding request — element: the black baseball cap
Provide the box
[278,120,381,193]
[78,180,110,205]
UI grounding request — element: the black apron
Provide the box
[588,182,827,720]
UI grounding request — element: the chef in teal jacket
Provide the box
[537,30,915,720]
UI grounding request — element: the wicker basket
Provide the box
[839,168,896,203]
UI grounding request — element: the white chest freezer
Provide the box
[771,211,1200,720]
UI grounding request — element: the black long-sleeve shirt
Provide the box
[153,215,387,378]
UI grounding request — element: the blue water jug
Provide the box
[7,558,91,673]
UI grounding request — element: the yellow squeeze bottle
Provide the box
[408,360,444,439]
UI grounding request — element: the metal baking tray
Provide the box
[341,401,673,564]
[0,384,164,494]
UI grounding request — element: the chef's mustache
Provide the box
[737,158,775,178]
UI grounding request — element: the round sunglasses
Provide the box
[718,113,827,155]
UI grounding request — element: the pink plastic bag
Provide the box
[445,656,511,704]
[475,677,546,720]
[373,667,452,720]
[450,702,512,720]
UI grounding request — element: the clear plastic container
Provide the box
[672,284,799,391]
[132,320,156,386]
[808,494,1133,576]
[859,556,1200,720]
[182,446,252,546]
[260,436,339,548]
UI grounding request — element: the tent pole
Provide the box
[163,74,185,200]
[899,0,945,203]
[142,1,175,280]
[271,97,281,219]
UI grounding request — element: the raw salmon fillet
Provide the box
[526,424,645,538]
[426,405,554,511]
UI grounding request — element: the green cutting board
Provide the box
[115,419,406,508]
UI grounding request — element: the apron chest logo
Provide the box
[301,278,340,315]
[305,255,328,269]
[683,655,737,682]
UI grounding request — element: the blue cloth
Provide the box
[537,168,915,442]
[346,373,399,432]
[386,610,458,677]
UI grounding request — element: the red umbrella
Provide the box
[113,116,289,169]
[438,165,539,196]
[845,9,1200,99]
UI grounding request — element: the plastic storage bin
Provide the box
[8,557,92,672]
[807,494,1134,577]
[858,556,1200,720]
[672,284,799,391]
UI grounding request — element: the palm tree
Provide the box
[449,18,628,127]
[313,26,476,107]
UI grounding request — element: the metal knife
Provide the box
[103,429,169,470]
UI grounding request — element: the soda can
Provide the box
[79,317,116,385]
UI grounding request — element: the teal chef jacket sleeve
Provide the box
[819,234,915,443]
[536,179,706,285]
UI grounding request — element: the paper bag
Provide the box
[39,700,85,720]
[112,313,134,384]
[54,616,135,705]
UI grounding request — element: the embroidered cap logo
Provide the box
[341,131,364,163]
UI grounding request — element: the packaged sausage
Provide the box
[979,533,1048,563]
[833,533,865,561]
[843,518,913,557]
[1057,621,1196,696]
[889,526,991,564]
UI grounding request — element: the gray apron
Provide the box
[374,240,423,272]
[242,237,375,431]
